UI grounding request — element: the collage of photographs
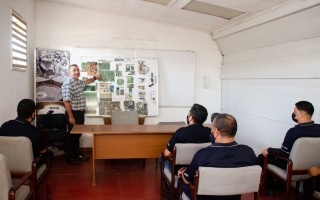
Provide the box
[35,48,159,116]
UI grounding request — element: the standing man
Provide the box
[0,99,47,158]
[178,114,257,200]
[62,64,100,165]
[259,100,320,192]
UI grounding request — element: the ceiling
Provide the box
[41,0,292,33]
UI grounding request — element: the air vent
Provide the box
[183,1,243,20]
[144,0,172,5]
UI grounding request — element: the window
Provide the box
[11,10,27,71]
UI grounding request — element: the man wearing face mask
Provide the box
[163,103,212,158]
[62,64,101,165]
[178,113,257,200]
[259,101,320,194]
[0,99,48,158]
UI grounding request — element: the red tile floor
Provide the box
[38,151,305,200]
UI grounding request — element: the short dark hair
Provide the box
[213,113,237,137]
[69,64,79,70]
[211,112,220,122]
[189,103,208,124]
[17,99,36,119]
[295,101,314,116]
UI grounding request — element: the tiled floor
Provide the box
[38,151,305,200]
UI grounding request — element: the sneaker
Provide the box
[78,154,89,161]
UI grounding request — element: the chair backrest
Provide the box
[175,143,211,165]
[0,136,33,173]
[0,153,11,200]
[289,137,320,170]
[197,165,262,196]
[37,113,66,130]
[111,111,139,125]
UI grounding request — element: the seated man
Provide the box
[0,99,48,158]
[162,104,212,172]
[178,113,257,200]
[258,101,320,191]
[163,103,212,158]
[209,112,220,143]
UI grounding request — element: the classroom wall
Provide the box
[0,0,35,124]
[35,0,222,147]
[215,2,320,154]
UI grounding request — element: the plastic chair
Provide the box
[262,137,320,200]
[160,143,211,200]
[0,136,52,200]
[179,165,262,200]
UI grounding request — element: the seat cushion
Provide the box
[268,164,310,182]
[163,165,179,188]
[314,191,320,199]
[181,192,190,200]
[37,164,47,179]
[15,185,31,200]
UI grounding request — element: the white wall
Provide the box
[35,0,222,121]
[35,0,222,147]
[215,2,320,154]
[0,0,35,124]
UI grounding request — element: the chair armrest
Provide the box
[9,171,34,200]
[264,152,293,170]
[177,174,194,200]
[161,152,174,164]
[161,149,176,172]
[32,151,53,176]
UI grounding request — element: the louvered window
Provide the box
[11,10,27,71]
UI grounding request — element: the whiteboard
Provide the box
[136,50,195,107]
[71,48,196,107]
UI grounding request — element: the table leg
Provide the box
[92,135,96,186]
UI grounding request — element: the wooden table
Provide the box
[103,116,146,125]
[71,124,183,185]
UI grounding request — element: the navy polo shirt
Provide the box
[281,121,320,154]
[0,118,46,158]
[182,141,257,200]
[166,124,211,153]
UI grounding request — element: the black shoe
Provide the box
[78,154,89,161]
[66,157,81,165]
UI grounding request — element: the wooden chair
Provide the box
[0,153,34,200]
[262,137,320,200]
[160,143,211,200]
[179,165,262,200]
[0,136,52,200]
[111,111,139,125]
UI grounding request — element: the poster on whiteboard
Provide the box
[80,56,158,116]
